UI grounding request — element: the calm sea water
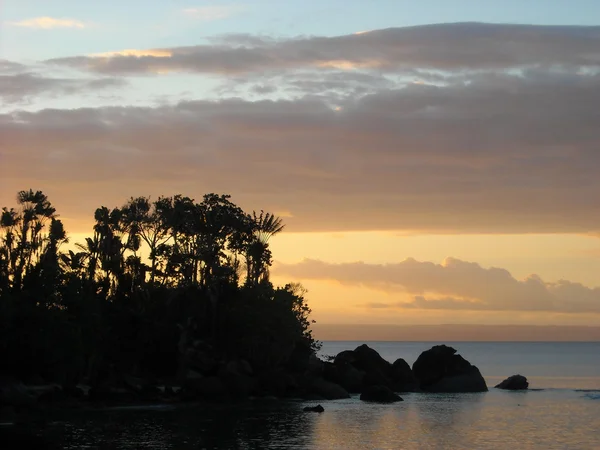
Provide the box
[6,342,600,449]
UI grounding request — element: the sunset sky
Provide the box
[2,1,600,338]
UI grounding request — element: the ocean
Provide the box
[5,341,600,449]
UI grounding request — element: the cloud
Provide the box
[0,60,26,73]
[0,72,127,103]
[89,49,173,58]
[3,23,600,233]
[9,17,86,29]
[1,66,600,233]
[46,23,600,75]
[274,258,600,314]
[182,5,245,21]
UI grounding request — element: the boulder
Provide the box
[329,344,417,393]
[218,363,256,400]
[412,345,487,393]
[306,353,324,376]
[392,358,418,391]
[183,375,230,402]
[257,369,289,398]
[286,342,314,373]
[323,362,364,393]
[223,373,256,400]
[333,350,357,366]
[310,378,350,400]
[360,385,403,403]
[0,380,36,408]
[303,404,324,413]
[88,386,137,403]
[495,375,529,390]
[187,346,218,375]
[225,360,253,377]
[352,344,393,375]
[363,368,394,390]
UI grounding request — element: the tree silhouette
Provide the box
[0,189,319,387]
[246,211,285,285]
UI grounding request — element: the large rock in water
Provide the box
[360,385,403,403]
[0,379,37,408]
[327,344,417,392]
[309,378,350,400]
[495,374,529,390]
[412,345,488,393]
[323,362,364,393]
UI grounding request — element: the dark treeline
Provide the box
[0,189,319,390]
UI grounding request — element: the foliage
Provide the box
[0,190,319,384]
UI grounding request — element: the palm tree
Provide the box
[122,196,172,285]
[10,190,56,289]
[246,211,285,285]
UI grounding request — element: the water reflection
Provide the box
[8,391,600,449]
[43,402,317,449]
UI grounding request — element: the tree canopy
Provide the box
[0,190,319,386]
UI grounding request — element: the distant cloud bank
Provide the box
[46,23,600,74]
[9,16,86,29]
[274,258,600,314]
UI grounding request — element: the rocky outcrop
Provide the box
[309,378,350,400]
[495,374,529,390]
[303,404,324,412]
[324,344,417,393]
[0,343,496,410]
[0,379,36,409]
[182,375,230,402]
[360,385,403,403]
[412,345,487,393]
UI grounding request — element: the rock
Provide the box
[391,358,417,389]
[63,385,84,399]
[303,393,326,401]
[0,380,36,408]
[303,404,324,412]
[286,342,314,373]
[333,350,357,366]
[225,360,253,377]
[330,363,365,393]
[307,353,324,376]
[495,375,529,390]
[362,368,394,390]
[360,385,403,403]
[88,386,137,403]
[0,405,17,421]
[238,360,254,376]
[25,375,45,386]
[257,369,289,398]
[225,374,256,400]
[310,378,350,400]
[187,347,218,375]
[323,362,363,393]
[185,369,203,380]
[412,345,488,393]
[163,385,175,396]
[183,375,230,402]
[329,344,417,393]
[37,386,66,403]
[352,344,393,376]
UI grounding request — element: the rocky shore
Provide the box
[0,343,497,422]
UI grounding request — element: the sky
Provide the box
[2,1,600,339]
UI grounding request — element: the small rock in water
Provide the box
[303,404,325,413]
[495,374,529,390]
